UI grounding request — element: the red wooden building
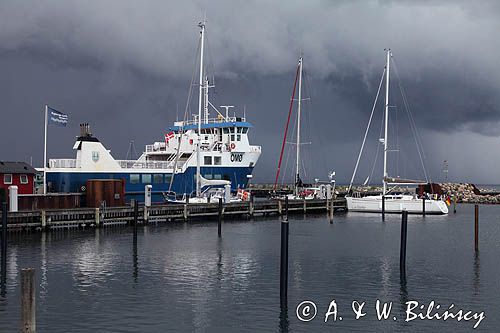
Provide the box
[0,162,36,199]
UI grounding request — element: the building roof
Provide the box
[0,161,37,174]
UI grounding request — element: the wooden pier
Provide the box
[0,198,346,231]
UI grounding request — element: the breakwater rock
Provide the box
[439,183,500,204]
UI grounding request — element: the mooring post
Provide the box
[303,198,306,214]
[284,196,289,222]
[41,210,47,231]
[329,199,334,224]
[95,208,100,228]
[400,210,408,278]
[1,202,7,290]
[280,212,289,307]
[278,199,282,215]
[218,197,223,238]
[143,206,149,225]
[453,197,456,214]
[133,200,138,228]
[381,195,385,221]
[474,204,479,252]
[183,204,188,221]
[21,268,36,333]
[422,196,426,216]
[249,194,254,217]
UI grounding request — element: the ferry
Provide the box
[44,22,262,202]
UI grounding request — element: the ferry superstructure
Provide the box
[44,22,261,202]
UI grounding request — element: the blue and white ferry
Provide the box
[45,22,261,202]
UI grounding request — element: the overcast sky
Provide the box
[1,0,500,184]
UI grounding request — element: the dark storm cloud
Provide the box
[1,0,500,183]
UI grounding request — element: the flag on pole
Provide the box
[47,106,69,126]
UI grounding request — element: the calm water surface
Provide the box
[0,204,499,332]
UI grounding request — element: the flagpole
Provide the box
[43,105,48,195]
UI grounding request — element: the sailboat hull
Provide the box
[346,195,448,215]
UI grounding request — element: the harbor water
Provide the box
[1,204,499,332]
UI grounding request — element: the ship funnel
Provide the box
[79,123,93,137]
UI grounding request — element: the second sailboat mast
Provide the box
[295,57,303,195]
[383,49,391,196]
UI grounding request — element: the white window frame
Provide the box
[4,174,12,184]
[20,174,29,184]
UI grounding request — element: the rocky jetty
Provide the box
[440,183,500,204]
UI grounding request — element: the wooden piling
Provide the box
[143,206,149,225]
[474,204,479,252]
[133,200,138,227]
[249,195,254,217]
[280,215,289,307]
[284,196,289,222]
[41,210,47,231]
[381,195,385,220]
[218,198,222,238]
[183,204,188,221]
[278,199,282,215]
[1,202,7,290]
[21,268,36,333]
[329,199,334,224]
[95,208,100,228]
[303,199,306,213]
[453,197,456,214]
[422,196,426,216]
[400,210,408,278]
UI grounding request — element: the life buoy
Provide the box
[230,143,236,150]
[81,185,86,192]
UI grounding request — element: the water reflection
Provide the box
[279,305,289,333]
[473,252,480,295]
[39,232,48,299]
[133,228,138,283]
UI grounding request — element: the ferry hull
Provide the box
[46,166,254,202]
[346,196,448,215]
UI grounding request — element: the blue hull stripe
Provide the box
[46,166,254,202]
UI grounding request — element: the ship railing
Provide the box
[49,159,77,168]
[116,160,188,170]
[180,116,246,127]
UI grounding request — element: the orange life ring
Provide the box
[230,143,236,150]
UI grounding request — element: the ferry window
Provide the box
[20,174,28,184]
[153,174,163,184]
[214,174,222,180]
[231,134,235,141]
[204,156,212,165]
[214,156,221,165]
[242,128,248,134]
[237,127,243,133]
[205,135,209,140]
[164,174,172,183]
[4,174,12,184]
[237,134,241,141]
[223,128,229,134]
[142,174,152,184]
[230,127,235,133]
[130,174,140,184]
[204,173,213,179]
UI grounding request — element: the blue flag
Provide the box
[48,107,68,127]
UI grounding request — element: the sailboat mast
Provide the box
[196,21,205,197]
[383,49,391,195]
[295,57,303,195]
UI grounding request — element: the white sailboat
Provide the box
[346,50,448,215]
